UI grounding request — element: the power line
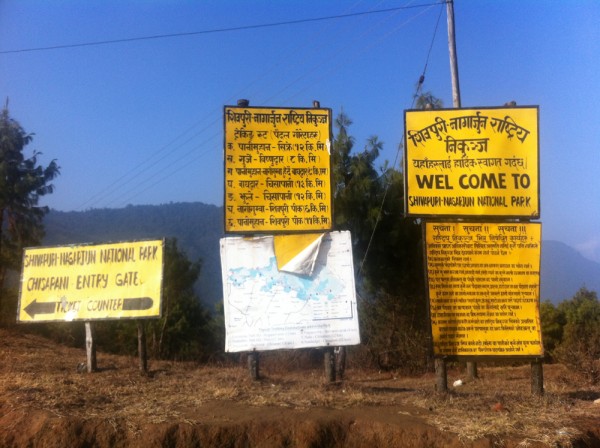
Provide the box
[1,2,446,55]
[358,0,445,275]
[77,1,437,210]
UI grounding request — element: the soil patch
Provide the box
[1,329,599,447]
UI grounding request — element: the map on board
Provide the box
[220,231,360,352]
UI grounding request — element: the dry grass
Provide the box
[1,328,599,447]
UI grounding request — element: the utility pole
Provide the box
[447,0,461,108]
[433,0,477,389]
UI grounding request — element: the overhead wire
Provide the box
[237,0,370,105]
[84,0,433,209]
[357,0,445,276]
[278,2,436,106]
[5,2,446,210]
[76,0,374,209]
[261,0,410,105]
[95,0,372,208]
[0,2,447,55]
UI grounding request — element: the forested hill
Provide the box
[43,203,600,307]
[43,202,224,309]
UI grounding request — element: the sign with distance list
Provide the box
[18,240,163,323]
[224,106,333,234]
[424,222,543,357]
[404,106,539,218]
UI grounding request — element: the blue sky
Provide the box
[1,1,599,261]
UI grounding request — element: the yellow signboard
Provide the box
[18,240,163,323]
[224,106,333,233]
[405,107,539,218]
[425,222,543,357]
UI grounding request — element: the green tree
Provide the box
[0,105,60,320]
[93,238,218,361]
[554,287,600,383]
[415,91,443,110]
[148,238,216,360]
[330,112,427,371]
[332,112,383,247]
[539,300,565,358]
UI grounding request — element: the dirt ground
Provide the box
[0,328,599,447]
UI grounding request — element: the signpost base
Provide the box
[531,359,544,396]
[137,321,148,374]
[85,322,97,373]
[467,361,478,380]
[335,346,346,380]
[435,358,447,393]
[248,351,260,380]
[324,348,336,382]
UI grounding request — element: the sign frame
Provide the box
[404,105,540,219]
[223,105,334,234]
[220,231,360,352]
[17,239,164,323]
[422,221,544,360]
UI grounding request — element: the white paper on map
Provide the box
[220,231,360,352]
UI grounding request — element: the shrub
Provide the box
[553,287,600,383]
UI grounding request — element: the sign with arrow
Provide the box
[17,240,163,323]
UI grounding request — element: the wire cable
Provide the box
[1,2,447,55]
[78,1,437,210]
[75,1,374,210]
[357,0,445,276]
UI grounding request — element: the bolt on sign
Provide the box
[424,222,543,357]
[224,106,333,233]
[404,106,539,218]
[18,240,163,323]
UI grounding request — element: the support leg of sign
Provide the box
[324,347,336,383]
[248,350,260,380]
[137,320,148,374]
[467,361,478,380]
[435,358,448,393]
[531,358,544,396]
[85,322,97,373]
[335,346,346,380]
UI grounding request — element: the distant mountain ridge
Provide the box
[43,203,224,309]
[43,202,600,306]
[540,240,600,303]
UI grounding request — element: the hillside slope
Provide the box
[43,203,600,306]
[43,203,224,308]
[0,328,599,447]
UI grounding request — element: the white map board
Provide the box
[220,231,360,352]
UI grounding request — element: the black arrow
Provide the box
[23,299,56,319]
[122,297,154,311]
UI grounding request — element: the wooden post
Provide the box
[435,358,447,393]
[324,347,336,382]
[335,346,346,380]
[248,351,260,380]
[467,361,478,380]
[531,358,544,396]
[85,322,97,373]
[137,320,148,374]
